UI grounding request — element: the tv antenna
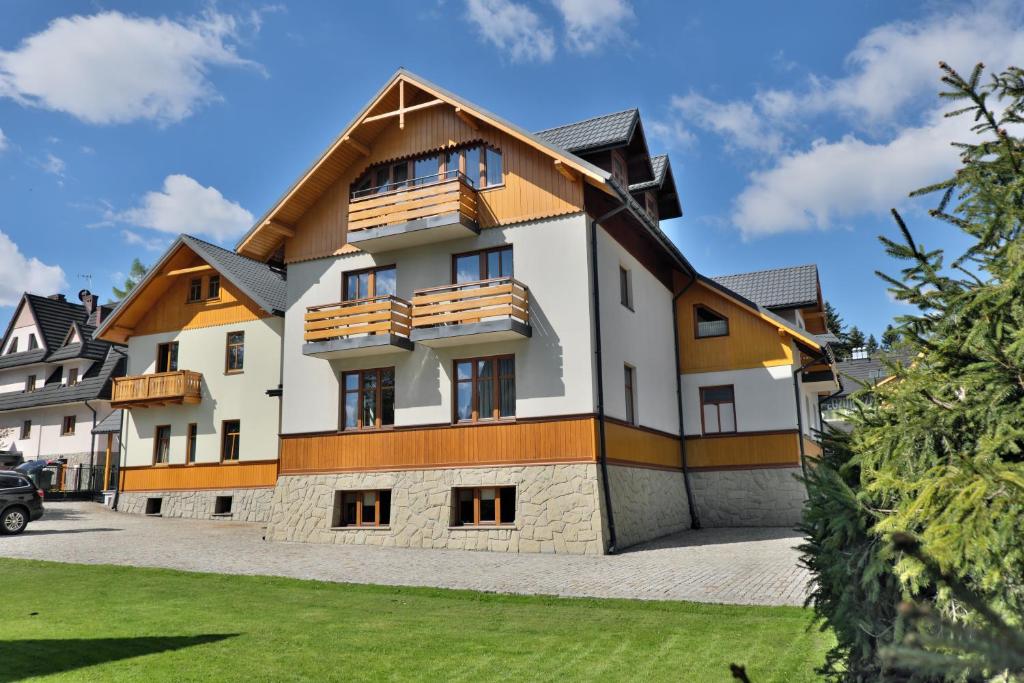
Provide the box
[78,274,93,289]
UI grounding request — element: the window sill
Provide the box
[211,512,233,518]
[224,370,244,376]
[448,524,516,531]
[330,525,392,532]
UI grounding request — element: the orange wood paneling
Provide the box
[284,105,584,263]
[605,420,681,470]
[280,416,599,474]
[684,431,800,469]
[677,283,795,373]
[802,436,823,458]
[120,460,279,492]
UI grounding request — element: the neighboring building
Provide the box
[822,348,913,430]
[99,70,838,553]
[95,235,286,521]
[0,291,124,476]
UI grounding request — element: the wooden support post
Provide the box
[103,433,113,491]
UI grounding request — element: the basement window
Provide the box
[145,497,163,516]
[451,487,516,527]
[333,490,391,527]
[214,496,233,516]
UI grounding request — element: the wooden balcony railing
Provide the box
[347,174,478,232]
[411,277,529,329]
[111,370,203,408]
[305,295,412,343]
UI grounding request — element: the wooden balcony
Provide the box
[345,174,479,253]
[302,295,414,359]
[409,277,531,347]
[111,371,203,408]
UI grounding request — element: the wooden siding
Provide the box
[111,370,203,408]
[279,416,599,473]
[677,282,794,373]
[134,265,267,337]
[605,420,681,470]
[284,105,584,263]
[684,431,800,469]
[411,277,528,328]
[120,460,279,492]
[803,436,823,458]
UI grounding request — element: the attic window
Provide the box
[208,275,221,300]
[695,305,729,339]
[350,144,503,199]
[7,338,17,354]
[27,334,38,350]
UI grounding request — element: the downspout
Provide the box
[84,398,98,470]
[671,276,701,529]
[591,203,627,555]
[792,352,828,480]
[112,409,126,511]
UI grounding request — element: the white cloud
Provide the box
[111,174,253,242]
[0,10,258,125]
[121,229,170,252]
[668,93,784,154]
[0,230,66,305]
[465,0,556,63]
[0,128,7,152]
[552,0,633,54]
[731,110,965,238]
[39,153,65,177]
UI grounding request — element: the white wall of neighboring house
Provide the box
[122,317,283,467]
[594,223,680,435]
[0,401,113,460]
[681,364,797,436]
[281,213,596,435]
[3,304,41,354]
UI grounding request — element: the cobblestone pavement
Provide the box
[0,502,810,606]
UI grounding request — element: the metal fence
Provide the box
[32,463,113,494]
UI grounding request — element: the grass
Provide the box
[0,559,832,682]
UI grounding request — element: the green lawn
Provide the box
[0,559,831,682]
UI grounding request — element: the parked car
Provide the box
[0,472,44,535]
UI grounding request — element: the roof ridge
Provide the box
[534,108,638,135]
[713,263,818,280]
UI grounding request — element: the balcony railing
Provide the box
[411,277,529,330]
[111,370,203,408]
[304,295,412,343]
[347,173,478,234]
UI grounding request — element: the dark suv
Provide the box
[0,473,44,535]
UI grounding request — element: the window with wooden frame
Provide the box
[6,337,17,354]
[454,355,515,423]
[25,375,35,392]
[452,245,513,284]
[61,415,76,436]
[624,364,637,425]
[349,144,503,198]
[27,333,38,350]
[67,367,79,386]
[694,305,729,339]
[187,278,203,303]
[156,342,178,373]
[186,423,198,464]
[341,368,395,430]
[207,275,221,300]
[153,425,170,463]
[343,265,397,301]
[619,266,633,310]
[225,331,244,374]
[20,420,30,440]
[451,486,516,526]
[221,420,240,461]
[700,385,736,435]
[333,490,392,527]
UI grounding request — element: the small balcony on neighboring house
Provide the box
[111,371,203,408]
[303,295,414,359]
[409,277,531,347]
[345,172,480,253]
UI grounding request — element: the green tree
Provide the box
[111,258,149,302]
[801,61,1024,681]
[881,324,900,350]
[865,334,879,355]
[825,300,852,359]
[846,325,865,352]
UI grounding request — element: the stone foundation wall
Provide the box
[689,466,805,527]
[118,487,275,523]
[265,464,605,555]
[605,465,691,549]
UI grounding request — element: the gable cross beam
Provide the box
[360,81,445,128]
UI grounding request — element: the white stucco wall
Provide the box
[593,222,679,435]
[0,401,112,460]
[3,303,40,355]
[681,364,798,436]
[281,214,596,434]
[122,317,283,467]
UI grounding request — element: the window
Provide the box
[225,331,244,373]
[624,365,637,425]
[700,386,736,435]
[454,355,515,422]
[343,265,397,301]
[452,246,513,284]
[7,337,17,354]
[452,487,516,526]
[153,425,170,463]
[333,490,392,527]
[350,145,502,196]
[214,496,233,515]
[50,367,63,386]
[25,375,36,393]
[341,368,395,430]
[207,275,220,299]
[156,342,178,373]
[619,266,633,309]
[485,147,503,187]
[27,334,38,350]
[20,420,30,440]
[694,305,729,339]
[464,146,481,187]
[146,498,162,515]
[221,420,240,461]
[67,367,79,386]
[187,278,203,303]
[413,154,441,185]
[61,415,76,435]
[0,475,29,490]
[187,423,198,463]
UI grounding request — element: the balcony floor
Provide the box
[303,333,414,359]
[410,319,531,348]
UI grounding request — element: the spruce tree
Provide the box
[825,300,852,358]
[846,325,865,352]
[881,324,900,350]
[865,333,879,355]
[111,258,149,302]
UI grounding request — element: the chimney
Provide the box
[48,293,66,302]
[78,289,96,315]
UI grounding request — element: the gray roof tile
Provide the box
[534,109,638,153]
[0,347,126,411]
[180,235,287,314]
[834,351,915,397]
[629,154,668,192]
[92,409,123,434]
[0,294,121,370]
[711,264,820,310]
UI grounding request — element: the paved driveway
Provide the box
[0,502,809,606]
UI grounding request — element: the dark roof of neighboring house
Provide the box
[180,235,287,314]
[0,294,122,370]
[711,264,820,310]
[534,108,639,154]
[0,347,126,411]
[92,409,123,435]
[629,154,669,192]
[834,352,915,397]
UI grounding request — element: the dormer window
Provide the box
[68,368,79,386]
[7,338,17,354]
[27,334,38,350]
[208,275,221,299]
[187,278,202,303]
[695,305,729,338]
[25,375,36,393]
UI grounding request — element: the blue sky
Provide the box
[0,1,1018,338]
